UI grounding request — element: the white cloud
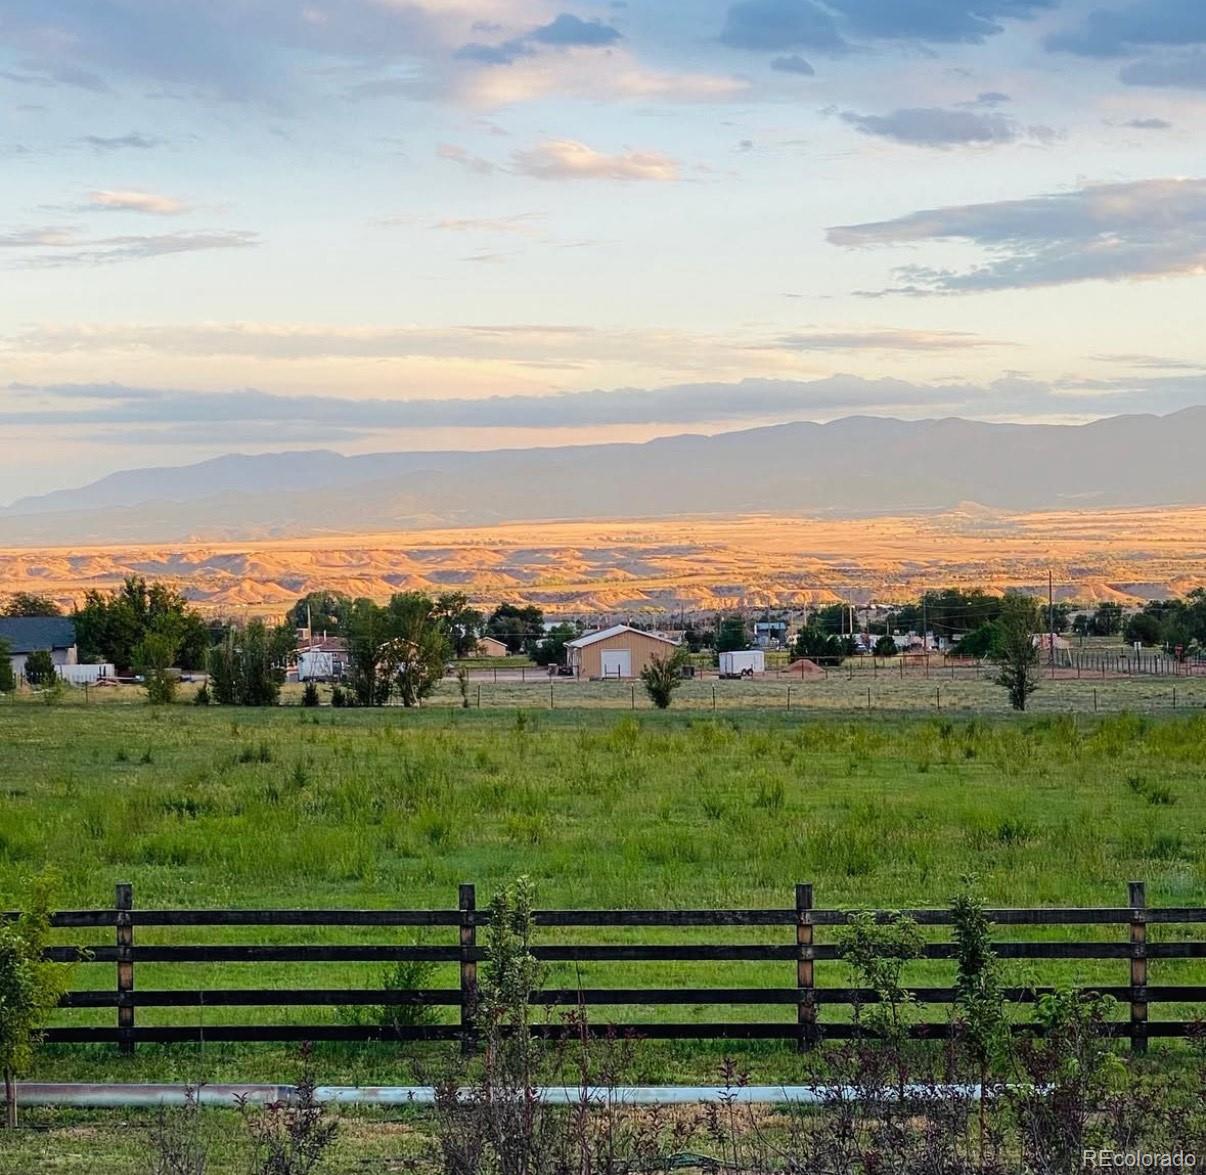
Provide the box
[88,190,189,215]
[512,139,680,182]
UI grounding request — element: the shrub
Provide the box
[0,640,14,693]
[193,682,211,707]
[0,875,76,1128]
[640,650,686,709]
[301,681,320,708]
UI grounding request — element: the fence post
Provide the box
[459,883,478,1055]
[115,882,134,1055]
[796,883,817,1051]
[1128,880,1148,1055]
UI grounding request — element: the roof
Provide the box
[565,624,680,650]
[0,616,77,654]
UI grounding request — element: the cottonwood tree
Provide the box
[2,593,60,618]
[347,593,452,707]
[994,592,1040,711]
[206,620,290,706]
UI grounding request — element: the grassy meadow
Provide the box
[1,691,1204,1089]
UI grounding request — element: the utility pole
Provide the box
[1048,569,1056,670]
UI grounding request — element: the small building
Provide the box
[297,636,348,682]
[565,625,680,680]
[1033,633,1073,668]
[0,617,78,680]
[473,636,510,658]
[753,621,788,649]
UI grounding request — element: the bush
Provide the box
[301,681,320,708]
[640,650,686,709]
[193,682,211,706]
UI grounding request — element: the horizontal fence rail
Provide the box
[6,882,1204,1055]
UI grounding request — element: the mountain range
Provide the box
[4,409,1206,546]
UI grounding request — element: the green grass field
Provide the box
[1,692,1204,1087]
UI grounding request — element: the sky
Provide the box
[3,0,1206,502]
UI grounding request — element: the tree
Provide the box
[1124,611,1163,647]
[134,630,178,705]
[530,622,579,667]
[433,592,485,659]
[873,634,897,657]
[486,603,543,654]
[383,592,451,707]
[715,615,747,654]
[23,649,56,687]
[346,598,390,706]
[0,877,74,1128]
[74,577,208,672]
[955,621,1002,659]
[286,590,353,636]
[206,620,290,706]
[0,640,13,694]
[2,593,60,618]
[1090,601,1124,636]
[793,626,853,664]
[640,649,686,709]
[994,593,1040,712]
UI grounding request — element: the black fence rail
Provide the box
[6,882,1204,1055]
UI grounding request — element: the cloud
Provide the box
[720,1,848,52]
[770,54,815,75]
[437,143,497,174]
[828,178,1206,293]
[1046,1,1206,58]
[511,139,680,182]
[0,376,998,431]
[0,226,258,267]
[455,11,621,66]
[430,214,544,234]
[1120,51,1206,90]
[765,329,1007,352]
[530,14,622,47]
[10,371,1205,438]
[839,107,1040,148]
[87,190,189,215]
[78,133,163,152]
[1121,117,1173,130]
[720,0,1052,53]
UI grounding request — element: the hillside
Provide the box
[3,409,1206,546]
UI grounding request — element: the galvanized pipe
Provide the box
[15,1083,1007,1109]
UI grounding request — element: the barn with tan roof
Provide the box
[565,624,680,680]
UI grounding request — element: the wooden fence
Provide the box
[11,883,1206,1056]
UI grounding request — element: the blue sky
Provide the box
[2,0,1206,500]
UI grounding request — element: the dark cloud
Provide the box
[1122,117,1173,130]
[720,1,849,52]
[840,106,1027,147]
[767,328,1006,351]
[78,132,163,152]
[966,90,1011,107]
[770,54,815,74]
[530,14,622,46]
[829,0,1053,43]
[456,11,621,66]
[1120,51,1206,90]
[721,0,1051,53]
[10,372,1206,437]
[829,178,1206,294]
[1046,1,1206,58]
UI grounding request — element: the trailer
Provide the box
[718,650,765,678]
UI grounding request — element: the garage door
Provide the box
[601,650,631,679]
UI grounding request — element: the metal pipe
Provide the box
[16,1083,1015,1109]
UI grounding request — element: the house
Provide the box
[297,636,348,682]
[1033,633,1073,668]
[0,617,78,680]
[473,636,510,658]
[565,625,680,680]
[753,621,788,649]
